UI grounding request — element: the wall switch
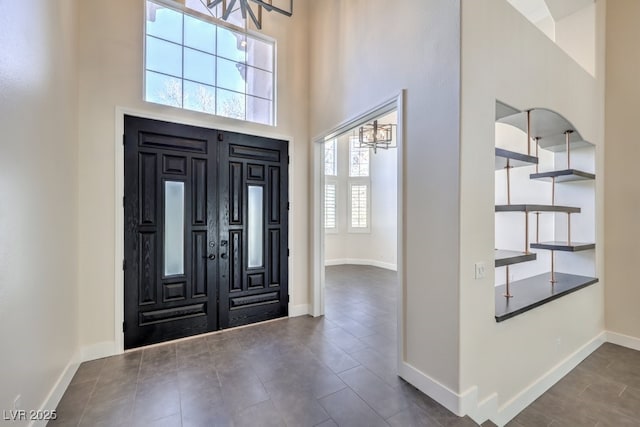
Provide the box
[474,262,486,279]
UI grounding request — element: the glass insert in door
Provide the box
[247,185,264,268]
[164,181,185,276]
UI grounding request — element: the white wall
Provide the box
[555,3,596,76]
[325,132,398,270]
[310,0,461,396]
[0,0,80,420]
[459,0,605,424]
[604,0,640,343]
[76,0,310,355]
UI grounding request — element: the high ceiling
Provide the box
[508,0,593,25]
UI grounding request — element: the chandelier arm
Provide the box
[244,2,262,29]
[222,0,237,19]
[249,0,293,16]
[206,0,225,9]
[238,0,248,19]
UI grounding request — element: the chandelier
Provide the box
[358,120,396,153]
[207,0,293,30]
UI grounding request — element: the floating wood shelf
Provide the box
[495,148,538,170]
[530,169,595,182]
[495,272,599,322]
[530,241,595,252]
[495,250,536,267]
[497,108,594,152]
[495,204,581,213]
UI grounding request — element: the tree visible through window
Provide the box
[145,0,275,125]
[348,137,370,231]
[349,137,370,177]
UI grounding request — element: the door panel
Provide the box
[124,116,288,348]
[219,132,289,328]
[124,116,218,349]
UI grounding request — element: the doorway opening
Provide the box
[312,92,404,372]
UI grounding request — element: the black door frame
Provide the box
[114,109,293,354]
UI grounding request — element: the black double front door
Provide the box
[123,115,288,349]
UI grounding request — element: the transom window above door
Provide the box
[144,0,276,125]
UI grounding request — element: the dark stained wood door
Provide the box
[123,116,288,349]
[218,131,289,328]
[124,116,218,349]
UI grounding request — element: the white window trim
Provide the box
[324,178,339,234]
[347,178,371,233]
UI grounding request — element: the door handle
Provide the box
[220,253,228,259]
[208,254,216,260]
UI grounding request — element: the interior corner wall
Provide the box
[76,0,310,355]
[0,0,80,418]
[310,0,462,394]
[604,0,640,342]
[459,0,604,422]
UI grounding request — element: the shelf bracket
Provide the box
[506,158,512,205]
[565,130,573,169]
[534,137,540,173]
[504,265,513,298]
[526,110,532,156]
[524,212,530,254]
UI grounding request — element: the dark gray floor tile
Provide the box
[307,340,361,374]
[386,403,441,426]
[233,400,286,427]
[263,378,330,427]
[132,382,181,423]
[220,376,270,414]
[181,400,234,427]
[131,412,182,427]
[319,388,389,427]
[339,365,409,418]
[70,358,106,385]
[79,396,133,427]
[513,405,553,427]
[90,378,137,404]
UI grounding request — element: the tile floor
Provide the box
[51,265,477,426]
[507,342,640,426]
[50,265,640,426]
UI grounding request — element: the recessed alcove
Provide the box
[494,101,598,321]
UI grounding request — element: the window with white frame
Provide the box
[324,183,337,230]
[348,137,370,232]
[324,138,337,176]
[324,139,338,231]
[349,183,369,230]
[144,0,275,125]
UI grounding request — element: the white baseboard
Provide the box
[324,258,397,271]
[81,341,117,362]
[473,332,606,426]
[606,331,640,351]
[289,304,310,317]
[31,349,81,427]
[399,361,466,416]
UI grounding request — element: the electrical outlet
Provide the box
[474,262,486,279]
[13,394,21,410]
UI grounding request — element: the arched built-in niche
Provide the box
[494,101,597,321]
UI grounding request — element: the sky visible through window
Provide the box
[145,1,275,125]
